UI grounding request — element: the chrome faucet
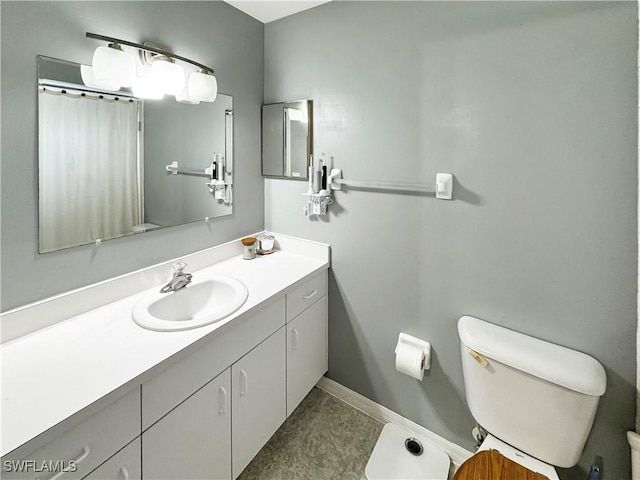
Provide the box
[160,262,193,293]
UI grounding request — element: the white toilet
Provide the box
[366,315,606,480]
[455,315,607,479]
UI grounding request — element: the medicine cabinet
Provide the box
[261,100,312,179]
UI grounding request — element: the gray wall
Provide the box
[1,1,264,310]
[264,2,637,478]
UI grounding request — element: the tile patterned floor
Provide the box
[238,387,383,480]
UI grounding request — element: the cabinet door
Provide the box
[287,296,328,417]
[142,369,231,480]
[231,327,286,479]
[83,438,140,480]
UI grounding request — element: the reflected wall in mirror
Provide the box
[262,100,312,179]
[37,56,233,253]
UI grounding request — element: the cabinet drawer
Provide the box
[2,387,140,480]
[83,438,140,480]
[142,296,285,430]
[286,271,327,322]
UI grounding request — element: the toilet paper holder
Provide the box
[395,333,432,370]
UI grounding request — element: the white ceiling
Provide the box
[223,0,331,24]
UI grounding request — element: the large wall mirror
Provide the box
[37,56,233,253]
[262,100,312,179]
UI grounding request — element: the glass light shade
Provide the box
[92,46,136,88]
[80,65,121,91]
[175,87,200,104]
[132,76,164,100]
[149,59,185,96]
[188,71,217,103]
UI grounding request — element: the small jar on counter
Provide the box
[257,233,275,255]
[241,237,257,260]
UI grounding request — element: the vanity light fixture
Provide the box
[176,88,201,105]
[188,70,218,103]
[131,75,164,100]
[80,64,121,92]
[86,32,217,102]
[140,42,185,96]
[91,43,136,87]
[149,56,185,96]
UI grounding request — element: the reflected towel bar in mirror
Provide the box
[165,161,214,177]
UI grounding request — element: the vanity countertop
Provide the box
[1,238,329,457]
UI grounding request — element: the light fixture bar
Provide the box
[86,32,215,75]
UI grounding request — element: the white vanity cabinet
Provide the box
[136,271,326,480]
[141,297,286,431]
[231,327,286,479]
[139,297,286,480]
[2,256,329,480]
[139,317,288,480]
[142,370,232,480]
[286,272,328,417]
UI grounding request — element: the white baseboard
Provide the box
[316,377,473,469]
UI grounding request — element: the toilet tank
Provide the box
[458,316,606,468]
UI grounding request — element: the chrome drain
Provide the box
[405,437,424,456]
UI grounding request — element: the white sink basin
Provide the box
[132,276,249,331]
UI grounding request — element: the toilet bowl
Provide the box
[365,423,450,480]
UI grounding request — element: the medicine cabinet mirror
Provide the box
[262,100,312,179]
[37,56,234,253]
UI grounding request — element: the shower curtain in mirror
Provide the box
[39,90,140,252]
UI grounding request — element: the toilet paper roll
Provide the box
[395,342,425,380]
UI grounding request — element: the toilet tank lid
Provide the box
[458,316,606,396]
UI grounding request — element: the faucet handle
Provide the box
[172,262,187,274]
